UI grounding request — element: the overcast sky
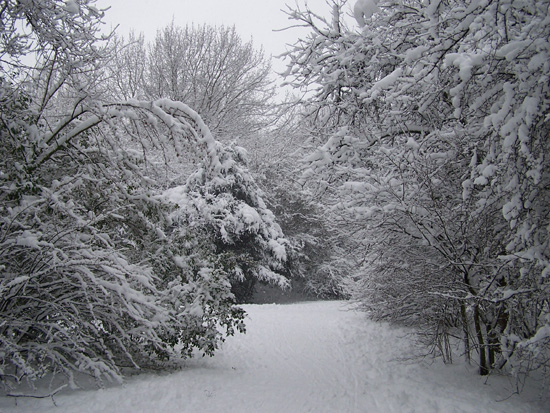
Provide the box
[96,0,342,74]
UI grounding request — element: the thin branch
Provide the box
[6,384,68,407]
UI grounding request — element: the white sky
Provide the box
[96,0,350,75]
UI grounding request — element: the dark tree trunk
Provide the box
[461,302,471,364]
[474,305,489,375]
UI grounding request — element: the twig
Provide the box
[6,384,68,407]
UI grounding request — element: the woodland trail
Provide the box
[0,301,545,412]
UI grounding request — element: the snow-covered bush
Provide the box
[0,0,287,390]
[284,0,550,381]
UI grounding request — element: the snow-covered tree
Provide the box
[0,0,287,390]
[162,117,290,303]
[284,0,550,380]
[107,23,275,144]
[103,25,291,302]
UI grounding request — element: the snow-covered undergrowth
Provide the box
[0,301,545,412]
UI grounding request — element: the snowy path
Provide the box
[0,301,545,412]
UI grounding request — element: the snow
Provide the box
[4,276,30,289]
[268,239,287,261]
[353,0,380,27]
[15,231,40,249]
[406,136,420,150]
[404,46,430,64]
[0,301,544,413]
[496,40,532,61]
[373,68,402,91]
[236,204,261,230]
[523,325,550,347]
[64,0,80,15]
[482,164,498,178]
[445,53,485,82]
[474,175,488,186]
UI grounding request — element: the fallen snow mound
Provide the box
[0,301,545,412]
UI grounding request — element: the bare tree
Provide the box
[107,32,148,100]
[108,23,275,144]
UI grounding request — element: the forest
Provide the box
[0,0,549,396]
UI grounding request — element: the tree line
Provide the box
[283,0,550,384]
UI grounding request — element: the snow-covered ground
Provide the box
[0,301,546,413]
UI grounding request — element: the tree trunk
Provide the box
[474,305,489,375]
[488,303,509,370]
[461,302,471,364]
